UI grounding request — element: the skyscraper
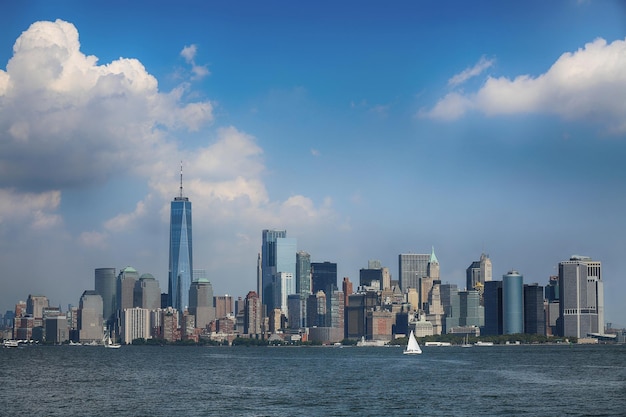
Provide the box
[558,256,603,338]
[466,253,492,292]
[483,280,503,336]
[169,164,193,312]
[296,251,312,298]
[133,273,161,310]
[78,290,103,343]
[523,283,545,335]
[95,268,116,324]
[398,253,429,292]
[117,266,139,313]
[503,270,524,334]
[189,277,215,329]
[260,229,296,312]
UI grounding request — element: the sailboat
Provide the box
[403,330,422,355]
[461,335,472,348]
[103,332,121,349]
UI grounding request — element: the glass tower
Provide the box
[503,270,524,334]
[169,166,193,312]
[261,229,296,312]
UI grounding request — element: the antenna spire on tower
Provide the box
[179,161,184,198]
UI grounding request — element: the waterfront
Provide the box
[1,344,625,416]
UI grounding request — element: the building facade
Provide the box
[558,256,603,338]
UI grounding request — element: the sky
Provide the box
[1,1,626,327]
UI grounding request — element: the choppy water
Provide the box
[1,343,625,416]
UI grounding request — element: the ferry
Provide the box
[474,341,494,346]
[424,341,452,347]
[2,340,19,348]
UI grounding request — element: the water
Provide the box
[1,344,625,416]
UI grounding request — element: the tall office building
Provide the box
[398,253,429,292]
[558,256,603,338]
[483,280,503,336]
[214,295,233,319]
[169,164,193,312]
[26,295,48,321]
[312,262,338,295]
[466,253,492,292]
[260,230,296,312]
[503,270,524,334]
[244,291,262,336]
[296,251,312,298]
[121,307,151,344]
[440,283,459,333]
[117,266,139,313]
[95,268,116,324]
[78,291,103,343]
[189,277,215,329]
[133,273,161,310]
[524,283,545,335]
[459,290,484,327]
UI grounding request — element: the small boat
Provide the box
[474,341,494,347]
[103,332,121,349]
[461,335,472,348]
[2,340,19,348]
[403,330,422,355]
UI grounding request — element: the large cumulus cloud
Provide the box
[423,37,626,133]
[0,19,213,191]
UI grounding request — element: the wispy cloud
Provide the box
[448,56,495,87]
[180,44,210,80]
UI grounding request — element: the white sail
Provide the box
[403,330,422,355]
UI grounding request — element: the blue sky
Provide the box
[1,1,626,327]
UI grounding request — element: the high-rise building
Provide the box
[558,256,603,338]
[260,230,296,312]
[398,253,429,293]
[466,253,492,293]
[133,273,161,310]
[244,291,262,336]
[26,295,48,324]
[311,262,337,296]
[117,266,139,313]
[214,295,233,319]
[342,277,353,310]
[189,277,215,329]
[296,251,312,298]
[95,268,116,324]
[168,164,193,312]
[459,290,484,327]
[483,280,503,336]
[78,291,103,343]
[524,283,545,335]
[503,270,524,334]
[440,283,459,333]
[287,294,303,329]
[121,307,150,344]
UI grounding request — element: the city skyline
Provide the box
[1,2,625,327]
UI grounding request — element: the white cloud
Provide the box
[104,201,147,232]
[180,44,210,80]
[0,19,214,191]
[0,188,61,229]
[423,37,626,132]
[448,56,495,87]
[180,45,197,62]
